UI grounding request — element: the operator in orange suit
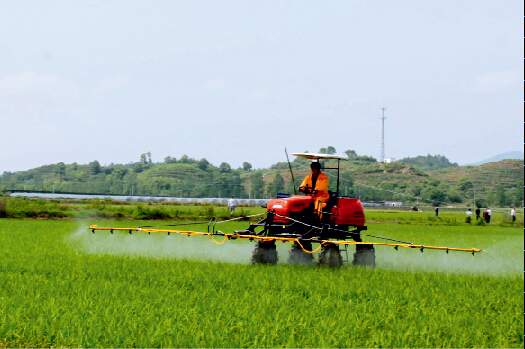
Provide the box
[299,161,329,211]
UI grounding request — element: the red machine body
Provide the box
[267,196,366,227]
[267,196,314,224]
[329,198,365,226]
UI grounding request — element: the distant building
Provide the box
[384,158,396,163]
[383,201,404,207]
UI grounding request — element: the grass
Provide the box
[0,218,523,348]
[3,196,523,228]
[2,196,264,221]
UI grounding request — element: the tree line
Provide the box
[1,149,523,207]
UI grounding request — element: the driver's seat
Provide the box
[320,191,338,223]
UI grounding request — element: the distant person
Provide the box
[434,205,440,219]
[483,208,490,223]
[466,208,472,223]
[475,207,481,221]
[511,207,516,222]
[487,207,492,223]
[227,196,237,215]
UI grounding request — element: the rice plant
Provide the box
[0,219,522,348]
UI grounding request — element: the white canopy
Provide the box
[291,152,349,161]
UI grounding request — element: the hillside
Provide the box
[428,159,523,190]
[397,154,458,171]
[464,151,524,166]
[1,152,523,207]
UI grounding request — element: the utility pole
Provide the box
[380,107,386,163]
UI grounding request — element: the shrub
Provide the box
[199,205,214,218]
[0,198,6,218]
[133,205,172,220]
[113,211,125,219]
[475,218,485,226]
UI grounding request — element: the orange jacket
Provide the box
[300,171,330,203]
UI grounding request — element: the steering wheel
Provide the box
[299,186,318,195]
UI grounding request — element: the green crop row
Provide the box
[1,196,522,228]
[365,209,523,226]
[0,219,522,348]
[1,197,263,221]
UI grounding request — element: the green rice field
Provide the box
[0,218,523,348]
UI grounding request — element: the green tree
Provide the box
[89,160,101,175]
[475,199,485,208]
[456,176,473,193]
[140,152,152,164]
[446,189,463,203]
[340,172,355,197]
[250,172,265,199]
[398,154,458,171]
[179,154,196,164]
[293,153,310,166]
[510,181,524,206]
[219,162,231,173]
[266,173,285,197]
[55,162,66,180]
[348,155,377,164]
[111,165,129,180]
[164,156,177,164]
[243,162,252,171]
[197,158,209,171]
[326,146,336,155]
[495,185,507,206]
[344,150,357,157]
[285,177,297,194]
[484,190,495,206]
[132,163,148,173]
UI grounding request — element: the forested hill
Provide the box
[428,160,523,193]
[1,150,523,207]
[397,154,458,171]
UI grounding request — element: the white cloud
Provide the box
[475,70,520,92]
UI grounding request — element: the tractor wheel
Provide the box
[318,243,342,268]
[251,240,278,265]
[352,244,376,267]
[288,241,314,265]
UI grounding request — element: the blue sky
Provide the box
[1,0,523,172]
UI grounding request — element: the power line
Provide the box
[380,107,386,163]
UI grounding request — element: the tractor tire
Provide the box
[288,241,314,265]
[318,243,342,268]
[352,244,376,267]
[251,240,278,265]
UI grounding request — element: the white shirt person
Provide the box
[227,196,237,215]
